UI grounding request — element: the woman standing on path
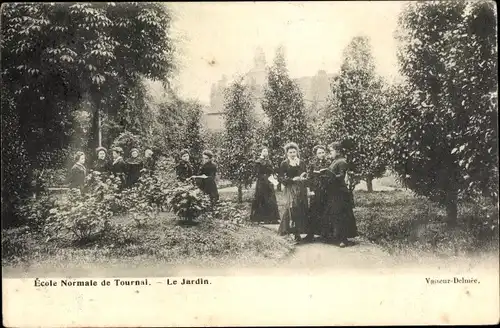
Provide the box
[68,151,87,194]
[321,142,358,247]
[250,146,280,224]
[304,145,330,242]
[193,150,219,205]
[175,149,194,182]
[277,142,309,242]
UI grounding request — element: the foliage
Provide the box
[323,36,391,190]
[170,183,211,221]
[111,130,143,157]
[222,78,256,201]
[355,190,499,256]
[393,1,498,223]
[262,46,310,165]
[1,2,175,227]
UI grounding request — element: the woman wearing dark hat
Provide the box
[175,149,194,182]
[304,144,330,242]
[93,147,110,173]
[277,142,309,242]
[192,150,219,205]
[68,151,87,193]
[111,147,127,186]
[250,146,280,224]
[320,142,358,247]
[126,148,142,187]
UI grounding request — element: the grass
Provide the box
[2,205,294,273]
[3,180,498,274]
[353,189,499,257]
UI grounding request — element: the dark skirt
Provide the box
[320,186,358,240]
[198,178,219,204]
[250,177,280,223]
[307,188,327,235]
[278,182,308,236]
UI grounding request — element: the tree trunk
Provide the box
[237,184,243,203]
[366,176,373,193]
[445,190,458,226]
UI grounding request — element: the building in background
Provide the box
[203,47,336,131]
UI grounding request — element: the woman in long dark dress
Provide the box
[175,149,194,182]
[68,151,87,194]
[304,145,330,241]
[93,147,110,173]
[194,150,219,205]
[321,142,358,247]
[250,147,280,224]
[277,142,309,242]
[143,148,156,172]
[126,148,142,187]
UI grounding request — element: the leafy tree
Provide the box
[393,1,498,224]
[324,36,391,191]
[222,78,256,202]
[1,2,175,227]
[182,100,205,170]
[262,46,309,186]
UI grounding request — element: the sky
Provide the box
[167,1,407,105]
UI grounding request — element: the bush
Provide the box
[170,183,210,222]
[14,194,58,233]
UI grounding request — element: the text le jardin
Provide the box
[34,278,211,287]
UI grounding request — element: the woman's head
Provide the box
[130,148,139,158]
[260,147,269,158]
[179,149,190,162]
[144,148,153,158]
[202,150,214,164]
[284,142,299,159]
[112,147,123,160]
[96,147,107,160]
[313,145,326,159]
[74,151,85,164]
[328,142,343,158]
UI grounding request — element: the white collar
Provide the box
[113,156,123,165]
[288,157,300,166]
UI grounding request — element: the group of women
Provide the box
[249,142,358,247]
[68,146,156,192]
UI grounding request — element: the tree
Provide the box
[183,100,205,170]
[323,36,391,192]
[393,1,498,224]
[222,78,256,202]
[262,46,309,186]
[1,2,175,227]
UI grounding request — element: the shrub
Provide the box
[14,194,58,233]
[170,183,210,222]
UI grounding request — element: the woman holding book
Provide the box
[250,146,280,224]
[277,142,309,242]
[304,144,330,242]
[321,142,358,247]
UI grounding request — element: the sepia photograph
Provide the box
[1,1,499,326]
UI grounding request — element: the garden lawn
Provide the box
[2,208,294,277]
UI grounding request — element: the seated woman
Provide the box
[320,142,358,247]
[175,149,194,182]
[193,150,219,205]
[68,151,87,194]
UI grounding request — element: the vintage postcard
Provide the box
[2,1,499,326]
